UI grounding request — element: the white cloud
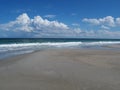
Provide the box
[33,15,69,30]
[101,25,110,30]
[83,18,100,25]
[0,13,120,38]
[100,16,115,27]
[16,13,30,24]
[116,18,120,26]
[83,16,116,27]
[0,13,72,37]
[73,28,82,33]
[0,13,33,32]
[77,30,120,38]
[0,13,68,32]
[44,14,56,19]
[96,30,120,38]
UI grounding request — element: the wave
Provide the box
[0,41,120,51]
[0,41,120,49]
[83,41,120,46]
[0,41,120,59]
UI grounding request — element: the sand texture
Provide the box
[0,49,120,90]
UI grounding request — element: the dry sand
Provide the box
[0,49,120,90]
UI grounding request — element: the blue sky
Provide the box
[0,0,120,38]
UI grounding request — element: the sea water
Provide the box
[0,38,120,59]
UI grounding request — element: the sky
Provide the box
[0,0,120,38]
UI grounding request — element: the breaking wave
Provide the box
[0,41,120,59]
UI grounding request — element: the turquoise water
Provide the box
[0,38,120,59]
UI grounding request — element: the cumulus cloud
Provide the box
[82,16,118,27]
[0,13,120,38]
[116,18,120,25]
[83,18,100,25]
[0,13,74,37]
[0,13,33,32]
[44,14,56,19]
[1,13,69,31]
[32,15,69,30]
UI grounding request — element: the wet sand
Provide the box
[0,48,120,90]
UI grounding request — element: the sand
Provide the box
[0,48,120,90]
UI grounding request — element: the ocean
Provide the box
[0,38,120,59]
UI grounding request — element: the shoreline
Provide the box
[1,43,120,60]
[0,39,120,60]
[0,48,120,90]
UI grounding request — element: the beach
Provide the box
[0,48,120,90]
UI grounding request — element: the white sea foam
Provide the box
[0,41,120,49]
[0,41,120,59]
[83,41,120,46]
[0,42,82,48]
